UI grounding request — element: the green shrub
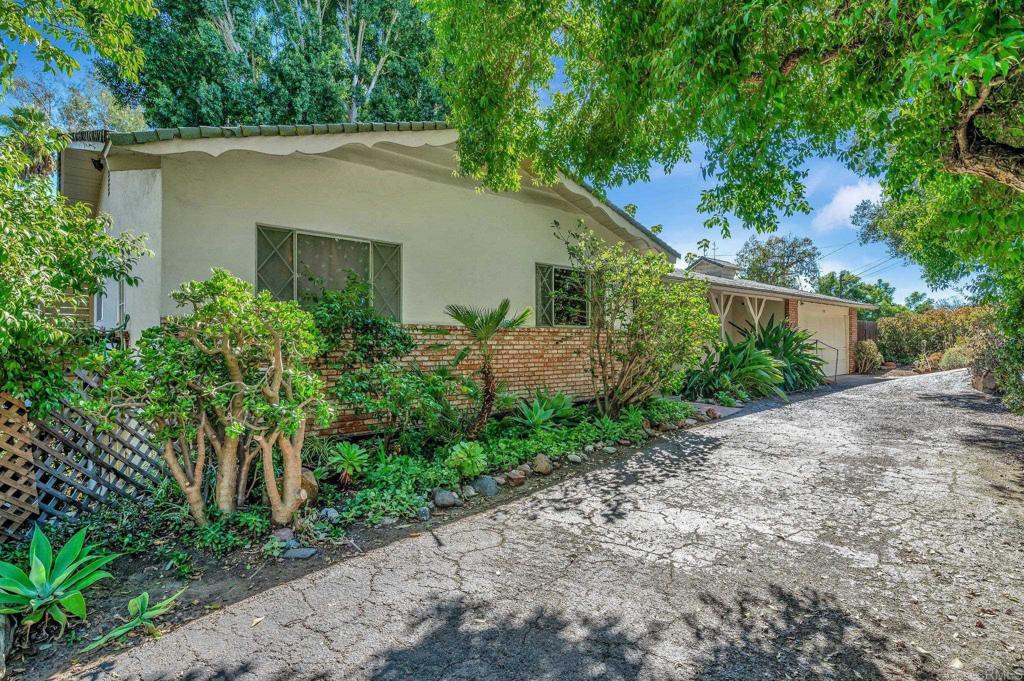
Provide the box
[0,527,117,634]
[854,340,884,374]
[736,317,826,392]
[561,226,719,415]
[679,336,785,402]
[640,397,694,425]
[876,306,988,364]
[444,441,487,478]
[938,342,973,370]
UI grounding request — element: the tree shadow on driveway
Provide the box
[369,597,659,680]
[513,431,722,525]
[680,585,939,681]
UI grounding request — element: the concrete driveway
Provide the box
[76,371,1024,680]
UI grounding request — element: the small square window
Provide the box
[536,264,588,327]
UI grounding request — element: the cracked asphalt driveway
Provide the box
[73,371,1024,680]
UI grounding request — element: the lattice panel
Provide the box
[0,395,40,541]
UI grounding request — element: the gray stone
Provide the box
[472,476,499,497]
[284,539,301,550]
[518,464,532,476]
[684,418,698,427]
[617,439,631,446]
[461,484,478,499]
[282,548,318,560]
[416,506,432,522]
[567,453,583,464]
[433,489,462,508]
[584,444,595,453]
[532,454,553,475]
[603,446,617,454]
[493,475,506,486]
[319,507,341,524]
[272,528,295,542]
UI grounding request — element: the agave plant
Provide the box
[81,589,185,653]
[733,317,826,392]
[511,398,557,430]
[0,527,118,633]
[445,299,531,439]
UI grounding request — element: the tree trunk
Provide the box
[214,435,239,514]
[945,130,1024,192]
[262,428,309,527]
[160,441,208,526]
[465,358,495,440]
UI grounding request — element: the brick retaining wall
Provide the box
[317,325,594,436]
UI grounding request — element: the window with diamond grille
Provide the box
[535,263,589,327]
[257,226,401,319]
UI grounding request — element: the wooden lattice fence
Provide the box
[0,375,164,541]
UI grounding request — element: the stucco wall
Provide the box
[157,151,628,325]
[96,168,163,340]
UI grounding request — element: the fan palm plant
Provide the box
[0,106,58,178]
[445,299,531,439]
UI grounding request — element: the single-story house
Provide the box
[59,122,871,432]
[669,256,876,378]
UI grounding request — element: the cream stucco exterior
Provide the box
[63,130,671,342]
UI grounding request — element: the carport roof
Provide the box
[669,270,878,309]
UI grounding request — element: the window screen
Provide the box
[535,264,588,327]
[372,242,402,320]
[295,233,370,302]
[257,226,401,319]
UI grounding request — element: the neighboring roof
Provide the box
[670,270,877,309]
[68,122,678,259]
[70,121,451,146]
[686,255,741,272]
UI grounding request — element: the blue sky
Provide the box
[6,41,955,303]
[605,153,953,303]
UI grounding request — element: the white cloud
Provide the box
[812,180,882,232]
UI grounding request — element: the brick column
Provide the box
[784,298,799,329]
[848,308,858,374]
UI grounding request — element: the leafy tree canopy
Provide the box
[98,0,446,128]
[816,270,906,321]
[9,72,147,132]
[736,235,820,290]
[0,0,155,86]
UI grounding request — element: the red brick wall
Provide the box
[848,308,859,374]
[317,325,594,436]
[784,299,800,329]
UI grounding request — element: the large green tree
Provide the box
[735,235,820,289]
[424,0,1024,407]
[98,0,446,127]
[816,270,906,320]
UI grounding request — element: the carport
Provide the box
[671,257,876,377]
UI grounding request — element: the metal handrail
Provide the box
[813,339,840,384]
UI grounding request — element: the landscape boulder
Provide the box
[532,454,553,475]
[472,476,499,497]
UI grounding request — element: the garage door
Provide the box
[800,303,849,377]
